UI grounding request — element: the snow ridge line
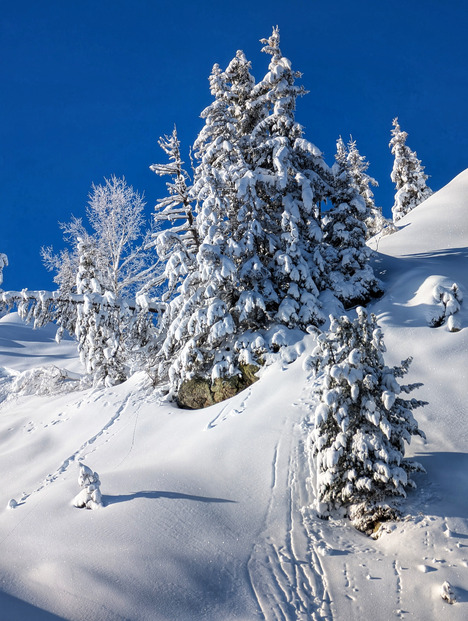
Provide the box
[247,419,332,620]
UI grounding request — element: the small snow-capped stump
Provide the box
[73,463,103,510]
[440,580,456,604]
[447,314,461,332]
[7,498,18,510]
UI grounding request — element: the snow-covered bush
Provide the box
[429,282,463,331]
[440,580,456,604]
[73,463,103,510]
[10,365,81,396]
[305,307,426,532]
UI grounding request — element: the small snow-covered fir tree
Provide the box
[306,307,426,532]
[73,463,103,509]
[346,139,396,239]
[0,253,8,289]
[149,127,198,301]
[390,118,432,223]
[75,237,127,386]
[322,138,381,308]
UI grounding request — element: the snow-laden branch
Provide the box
[0,289,164,317]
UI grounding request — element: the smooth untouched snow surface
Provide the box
[1,170,468,620]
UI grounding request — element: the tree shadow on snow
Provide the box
[408,452,468,520]
[454,585,468,603]
[0,589,66,620]
[103,490,237,506]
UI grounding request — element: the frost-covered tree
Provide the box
[43,176,158,299]
[306,307,426,532]
[74,237,126,386]
[390,118,432,223]
[73,463,103,509]
[41,177,158,382]
[0,253,8,289]
[322,138,381,308]
[346,139,396,239]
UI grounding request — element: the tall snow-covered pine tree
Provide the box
[247,27,329,328]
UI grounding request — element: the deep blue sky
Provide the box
[1,0,467,291]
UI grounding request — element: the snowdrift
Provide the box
[0,171,467,620]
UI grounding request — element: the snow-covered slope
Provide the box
[0,171,467,620]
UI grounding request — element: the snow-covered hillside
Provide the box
[1,171,467,620]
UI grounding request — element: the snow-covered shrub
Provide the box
[73,463,103,510]
[429,282,463,331]
[440,580,456,604]
[306,307,426,532]
[10,365,81,396]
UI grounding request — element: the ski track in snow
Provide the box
[206,387,253,429]
[247,418,332,620]
[19,390,136,505]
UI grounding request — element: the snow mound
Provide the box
[376,168,468,256]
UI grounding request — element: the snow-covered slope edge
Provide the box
[0,170,467,620]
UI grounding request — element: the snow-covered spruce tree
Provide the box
[247,27,330,328]
[154,48,278,399]
[154,31,332,404]
[75,237,127,386]
[346,139,396,239]
[390,118,432,223]
[306,307,426,533]
[322,138,381,308]
[146,127,201,385]
[149,127,198,301]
